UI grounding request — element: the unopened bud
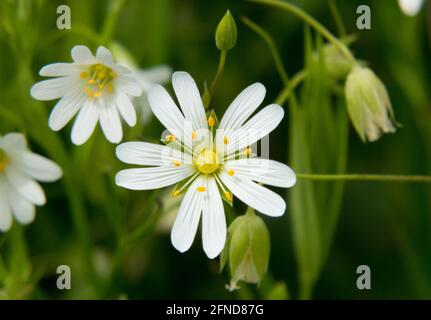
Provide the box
[345,65,397,142]
[215,10,237,51]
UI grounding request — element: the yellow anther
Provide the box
[88,79,95,84]
[94,91,103,98]
[0,149,9,172]
[245,146,253,156]
[192,131,197,140]
[80,72,88,78]
[208,117,215,127]
[224,136,229,145]
[166,134,176,142]
[225,191,232,201]
[171,190,181,197]
[85,86,95,98]
[197,186,206,193]
[172,160,182,167]
[227,169,235,176]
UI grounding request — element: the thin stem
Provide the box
[275,69,307,105]
[326,0,346,37]
[101,0,126,44]
[248,0,355,63]
[241,16,289,85]
[209,50,227,97]
[297,173,431,183]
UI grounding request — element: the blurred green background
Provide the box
[0,0,430,299]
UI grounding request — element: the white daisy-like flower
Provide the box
[0,133,62,232]
[31,45,142,145]
[398,0,424,16]
[115,71,296,259]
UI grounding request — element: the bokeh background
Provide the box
[0,0,430,299]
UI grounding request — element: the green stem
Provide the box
[241,16,289,85]
[101,0,126,44]
[326,0,346,37]
[209,50,227,97]
[297,173,431,183]
[275,70,307,105]
[248,0,355,63]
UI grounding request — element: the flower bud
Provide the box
[345,65,397,142]
[220,208,270,290]
[215,10,237,51]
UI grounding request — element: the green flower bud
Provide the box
[345,65,397,142]
[108,41,138,70]
[220,208,270,290]
[215,10,237,51]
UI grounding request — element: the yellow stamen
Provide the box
[224,136,229,145]
[227,169,235,176]
[0,149,9,172]
[192,131,197,140]
[208,117,215,127]
[197,186,206,192]
[80,72,88,78]
[172,160,182,167]
[245,146,253,157]
[225,191,232,201]
[85,86,95,98]
[166,134,176,142]
[107,84,113,93]
[94,91,103,98]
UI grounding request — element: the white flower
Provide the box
[398,0,424,16]
[31,45,142,145]
[115,71,296,259]
[0,133,62,232]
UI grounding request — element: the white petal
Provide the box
[115,92,136,127]
[39,63,75,77]
[148,84,187,139]
[5,166,46,206]
[218,83,266,130]
[0,179,13,231]
[96,46,114,66]
[398,0,424,16]
[30,77,70,101]
[71,101,99,145]
[13,151,62,182]
[219,171,286,217]
[71,45,95,64]
[99,104,123,144]
[136,65,172,91]
[221,104,284,155]
[202,177,226,259]
[172,71,207,130]
[0,133,27,153]
[116,142,191,166]
[48,88,86,131]
[225,158,296,188]
[171,175,205,253]
[117,75,142,96]
[7,187,35,225]
[116,166,195,190]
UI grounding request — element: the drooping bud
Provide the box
[345,65,397,142]
[215,10,237,51]
[220,208,270,290]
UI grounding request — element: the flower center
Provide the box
[80,63,116,98]
[196,149,219,174]
[0,149,10,172]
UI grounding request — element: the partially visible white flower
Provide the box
[110,41,172,125]
[0,133,62,232]
[398,0,424,16]
[31,45,142,145]
[115,71,296,259]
